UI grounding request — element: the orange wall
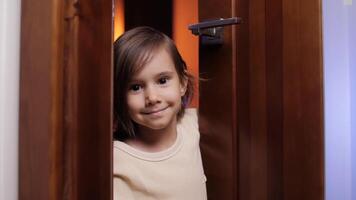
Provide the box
[173,0,199,108]
[114,0,125,40]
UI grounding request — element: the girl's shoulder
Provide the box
[178,108,199,138]
[179,108,198,128]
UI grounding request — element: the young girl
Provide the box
[113,26,207,200]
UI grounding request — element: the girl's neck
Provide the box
[126,120,178,152]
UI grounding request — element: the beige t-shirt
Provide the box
[113,109,207,200]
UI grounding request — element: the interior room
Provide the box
[0,0,355,199]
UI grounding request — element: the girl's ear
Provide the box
[180,77,188,97]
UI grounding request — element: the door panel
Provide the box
[198,0,324,199]
[282,0,324,199]
[66,1,113,199]
[198,0,237,200]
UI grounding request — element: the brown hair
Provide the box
[113,26,194,140]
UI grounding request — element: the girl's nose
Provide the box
[145,86,160,106]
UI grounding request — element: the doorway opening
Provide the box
[114,0,199,107]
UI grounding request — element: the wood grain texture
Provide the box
[248,0,268,199]
[63,0,113,199]
[282,0,324,199]
[265,0,283,199]
[19,0,113,199]
[19,0,64,199]
[200,0,323,199]
[198,0,237,200]
[235,0,251,199]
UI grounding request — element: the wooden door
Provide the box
[198,0,324,199]
[19,0,113,199]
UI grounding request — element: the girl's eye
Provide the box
[158,77,169,85]
[129,84,141,91]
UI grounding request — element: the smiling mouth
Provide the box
[143,107,168,115]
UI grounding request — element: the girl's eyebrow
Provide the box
[156,70,175,77]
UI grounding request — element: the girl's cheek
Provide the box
[126,95,136,110]
[127,94,144,108]
[164,90,183,102]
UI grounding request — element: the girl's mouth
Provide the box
[143,107,168,115]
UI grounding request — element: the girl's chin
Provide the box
[137,117,176,131]
[143,120,172,130]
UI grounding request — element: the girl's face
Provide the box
[126,47,187,131]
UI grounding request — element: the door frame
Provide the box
[19,0,113,199]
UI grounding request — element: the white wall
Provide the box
[349,3,356,200]
[323,1,355,200]
[0,0,21,199]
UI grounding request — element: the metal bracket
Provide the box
[188,17,242,45]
